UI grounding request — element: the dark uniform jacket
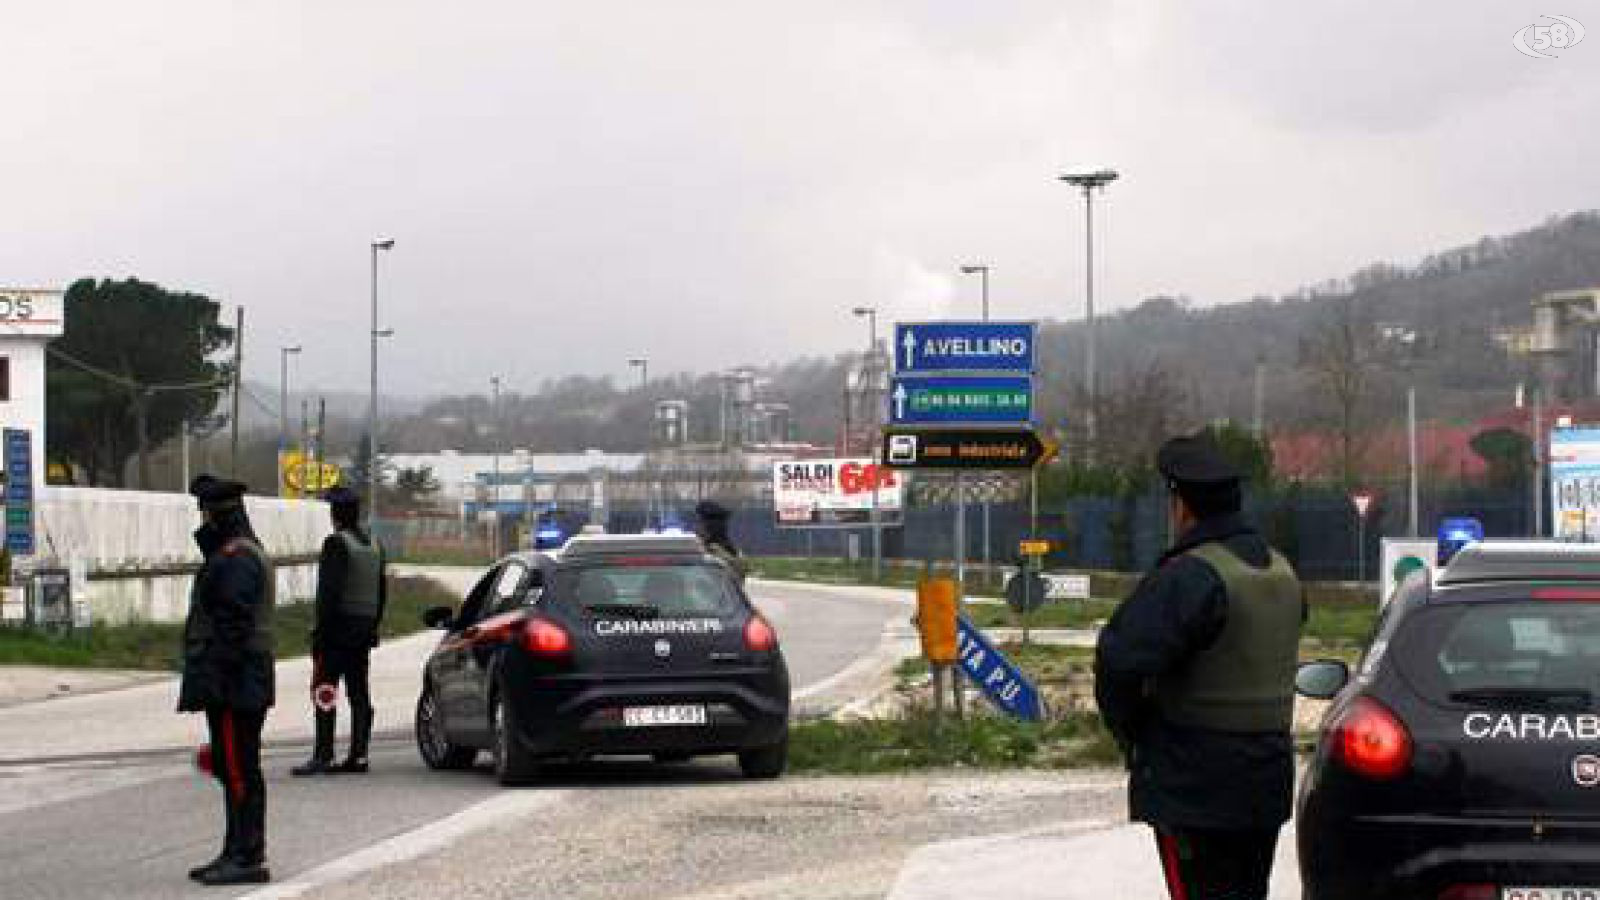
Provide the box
[312,528,386,652]
[178,522,275,712]
[1093,512,1304,830]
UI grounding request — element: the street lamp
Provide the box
[369,238,395,526]
[850,306,882,581]
[278,345,302,494]
[628,357,649,390]
[959,265,991,322]
[489,376,502,547]
[1058,168,1118,462]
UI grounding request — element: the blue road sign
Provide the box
[895,321,1036,374]
[889,375,1033,426]
[956,615,1044,721]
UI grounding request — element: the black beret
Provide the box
[1156,435,1241,487]
[322,486,361,507]
[189,474,247,506]
[695,500,731,521]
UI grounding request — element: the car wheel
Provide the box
[416,683,477,770]
[490,693,539,786]
[737,732,788,779]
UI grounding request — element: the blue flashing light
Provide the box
[1437,517,1485,566]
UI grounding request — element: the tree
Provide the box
[1298,295,1381,488]
[1201,421,1275,487]
[1470,427,1533,488]
[47,278,233,487]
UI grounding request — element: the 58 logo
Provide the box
[1514,14,1585,58]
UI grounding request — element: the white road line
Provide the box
[239,789,567,900]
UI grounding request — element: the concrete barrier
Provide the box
[28,487,329,624]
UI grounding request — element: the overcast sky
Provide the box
[4,1,1597,397]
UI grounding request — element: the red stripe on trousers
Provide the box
[1159,833,1189,900]
[220,710,245,802]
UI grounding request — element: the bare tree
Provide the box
[1093,360,1191,472]
[1298,295,1381,487]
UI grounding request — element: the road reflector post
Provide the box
[916,575,961,722]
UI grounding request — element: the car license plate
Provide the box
[623,705,707,727]
[1504,889,1600,900]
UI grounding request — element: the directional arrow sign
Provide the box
[888,375,1033,426]
[883,428,1049,469]
[895,321,1036,374]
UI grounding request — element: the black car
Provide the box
[1297,541,1600,900]
[414,533,791,784]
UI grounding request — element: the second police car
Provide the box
[1297,542,1600,900]
[414,533,791,784]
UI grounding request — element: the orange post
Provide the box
[916,576,960,666]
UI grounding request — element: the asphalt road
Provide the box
[0,575,923,900]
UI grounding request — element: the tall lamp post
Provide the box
[369,238,395,527]
[628,357,651,529]
[1058,169,1119,463]
[278,345,302,495]
[852,306,882,581]
[489,375,502,555]
[960,263,994,583]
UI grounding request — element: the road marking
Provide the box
[239,789,568,899]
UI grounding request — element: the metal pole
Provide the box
[181,422,191,490]
[1357,514,1366,584]
[955,473,967,591]
[491,376,502,556]
[1084,187,1098,464]
[368,244,380,526]
[981,271,992,586]
[1252,357,1266,437]
[1407,386,1419,537]
[868,325,882,583]
[981,267,990,322]
[230,307,243,477]
[1533,387,1545,537]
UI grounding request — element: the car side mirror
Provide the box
[1295,660,1350,700]
[422,606,455,630]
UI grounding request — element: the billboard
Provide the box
[1550,426,1600,541]
[772,458,904,528]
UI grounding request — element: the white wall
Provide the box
[31,486,329,623]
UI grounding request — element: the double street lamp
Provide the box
[1058,168,1119,462]
[850,306,883,580]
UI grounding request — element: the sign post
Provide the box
[1351,490,1376,583]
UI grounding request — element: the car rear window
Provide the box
[549,561,741,619]
[1393,599,1600,707]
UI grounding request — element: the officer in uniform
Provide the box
[178,475,275,886]
[1093,435,1304,900]
[695,500,748,586]
[293,486,386,776]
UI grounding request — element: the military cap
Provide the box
[1156,435,1241,487]
[321,486,361,508]
[694,500,731,521]
[189,474,247,508]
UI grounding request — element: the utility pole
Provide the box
[1533,387,1545,537]
[853,306,882,582]
[230,307,244,477]
[369,238,394,527]
[1407,387,1419,537]
[960,264,995,586]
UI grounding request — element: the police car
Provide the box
[414,533,790,784]
[1296,541,1600,900]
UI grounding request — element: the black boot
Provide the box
[292,708,336,776]
[198,857,271,886]
[335,705,374,773]
[187,854,228,882]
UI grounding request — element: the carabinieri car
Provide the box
[1296,541,1600,900]
[414,533,790,784]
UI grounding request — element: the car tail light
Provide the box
[521,618,572,658]
[1532,587,1600,601]
[1437,885,1496,900]
[744,616,778,652]
[1335,697,1413,781]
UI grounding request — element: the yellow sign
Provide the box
[1038,439,1060,466]
[279,452,342,499]
[1019,539,1052,556]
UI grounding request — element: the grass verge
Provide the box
[789,709,1122,773]
[0,575,456,671]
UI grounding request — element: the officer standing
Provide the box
[178,476,275,886]
[1093,435,1303,900]
[293,486,386,776]
[695,500,749,586]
